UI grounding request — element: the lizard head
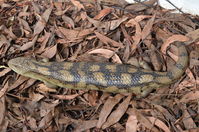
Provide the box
[8,57,36,75]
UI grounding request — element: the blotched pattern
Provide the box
[8,42,188,97]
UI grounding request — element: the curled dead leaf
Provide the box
[161,35,189,54]
[88,48,122,63]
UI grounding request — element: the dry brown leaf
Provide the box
[122,40,130,62]
[74,120,98,132]
[149,45,162,71]
[58,116,98,131]
[126,15,152,52]
[125,0,157,12]
[27,117,37,130]
[180,91,199,103]
[0,115,8,131]
[182,128,199,132]
[126,113,138,132]
[38,6,52,26]
[0,68,11,78]
[190,50,199,60]
[154,105,176,122]
[189,59,199,68]
[55,8,69,16]
[33,7,52,36]
[71,0,85,10]
[19,18,32,33]
[54,2,69,16]
[102,94,131,129]
[102,16,128,31]
[178,23,194,33]
[126,15,151,27]
[36,84,57,93]
[20,35,38,51]
[178,81,195,90]
[18,11,30,18]
[0,2,11,7]
[186,29,199,43]
[127,57,139,67]
[0,96,5,125]
[38,111,54,129]
[190,50,199,68]
[36,32,51,53]
[69,44,84,61]
[0,34,9,47]
[131,108,159,132]
[8,76,30,91]
[161,35,189,54]
[33,17,46,36]
[94,8,112,20]
[131,21,142,52]
[53,2,62,11]
[181,104,197,129]
[58,27,94,42]
[87,91,98,106]
[41,44,57,59]
[0,34,10,55]
[40,100,60,116]
[7,27,17,40]
[21,79,37,92]
[141,14,156,40]
[62,15,75,28]
[148,117,171,132]
[32,2,40,13]
[97,94,124,128]
[156,28,172,41]
[186,68,195,81]
[120,26,132,61]
[88,15,127,32]
[88,48,122,63]
[58,116,72,125]
[29,92,44,102]
[53,93,82,100]
[0,81,8,98]
[94,31,124,48]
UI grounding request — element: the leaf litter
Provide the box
[0,0,199,131]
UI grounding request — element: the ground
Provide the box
[0,0,199,132]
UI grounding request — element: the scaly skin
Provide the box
[8,42,188,97]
